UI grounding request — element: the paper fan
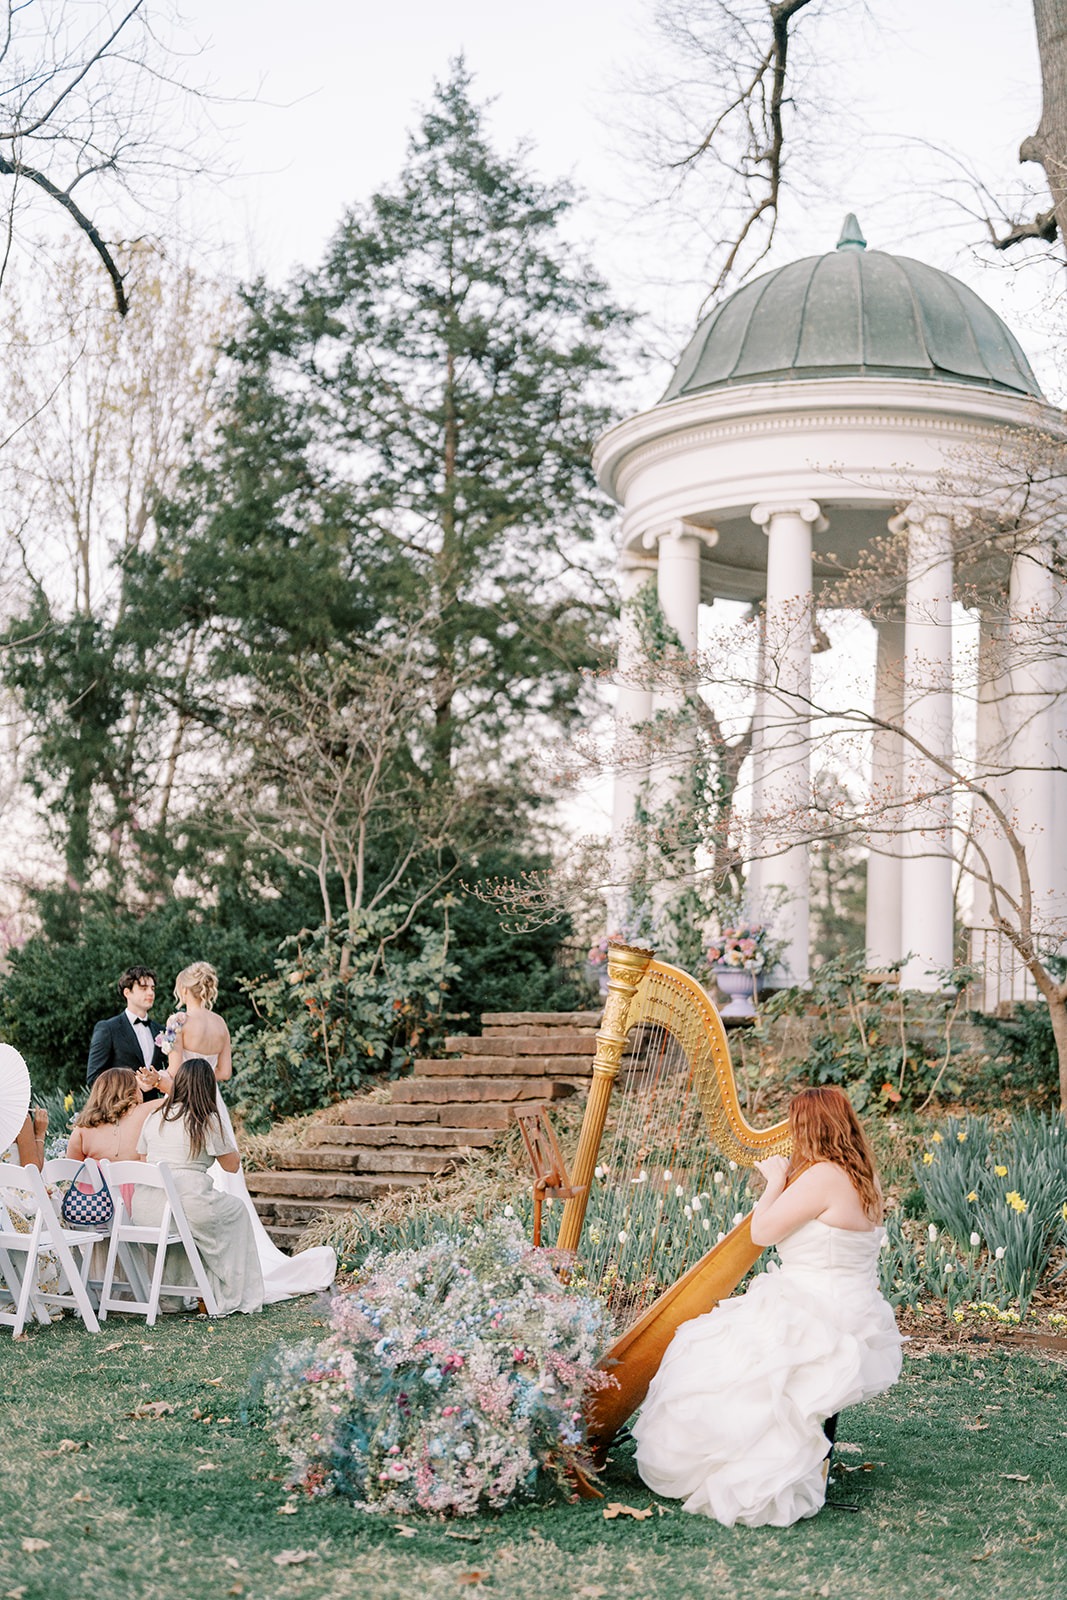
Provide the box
[0,1042,32,1152]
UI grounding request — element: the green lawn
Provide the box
[1,1301,1065,1600]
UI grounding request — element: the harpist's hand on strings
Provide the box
[754,1155,790,1189]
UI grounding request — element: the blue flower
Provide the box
[422,1366,443,1388]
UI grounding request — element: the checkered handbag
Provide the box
[60,1159,114,1228]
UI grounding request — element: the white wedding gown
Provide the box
[632,1218,903,1527]
[194,1054,336,1304]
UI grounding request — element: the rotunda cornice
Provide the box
[594,376,1061,506]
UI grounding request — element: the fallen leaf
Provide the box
[1001,1473,1031,1482]
[6,1587,28,1598]
[393,1525,417,1538]
[227,1587,244,1597]
[70,1491,92,1504]
[602,1502,653,1521]
[277,1500,300,1515]
[216,1416,232,1425]
[195,1463,220,1473]
[834,1442,862,1454]
[56,1439,83,1454]
[20,1539,50,1553]
[100,1341,123,1353]
[224,1559,241,1571]
[972,1550,993,1564]
[204,1377,224,1386]
[271,1550,315,1567]
[457,1574,490,1588]
[578,1588,607,1598]
[127,1400,175,1420]
[445,1530,482,1542]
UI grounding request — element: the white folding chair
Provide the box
[42,1158,150,1308]
[0,1163,103,1336]
[98,1160,219,1324]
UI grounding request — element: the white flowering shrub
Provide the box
[257,1217,612,1516]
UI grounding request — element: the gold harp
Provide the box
[555,941,791,1456]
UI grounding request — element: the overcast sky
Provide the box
[179,0,1055,395]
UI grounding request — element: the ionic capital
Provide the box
[751,499,828,535]
[640,517,720,553]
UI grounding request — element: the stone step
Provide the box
[479,1011,601,1028]
[270,1145,463,1174]
[390,1077,577,1105]
[413,1054,595,1077]
[245,1170,428,1200]
[309,1123,499,1149]
[253,1197,358,1227]
[445,1033,597,1057]
[260,1223,306,1252]
[320,1101,515,1130]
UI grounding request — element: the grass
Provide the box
[2,1300,1067,1600]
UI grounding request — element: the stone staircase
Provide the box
[246,1010,600,1250]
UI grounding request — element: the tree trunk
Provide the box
[1048,988,1067,1114]
[1023,0,1067,246]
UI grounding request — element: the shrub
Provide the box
[256,1216,611,1515]
[230,911,460,1130]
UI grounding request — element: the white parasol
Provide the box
[0,1042,32,1153]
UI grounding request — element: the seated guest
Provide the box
[13,1106,48,1169]
[67,1070,155,1165]
[135,1057,263,1318]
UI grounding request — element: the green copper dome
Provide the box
[662,217,1042,402]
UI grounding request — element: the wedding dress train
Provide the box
[632,1218,902,1527]
[197,1055,336,1304]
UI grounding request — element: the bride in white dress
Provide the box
[152,962,336,1304]
[632,1085,902,1528]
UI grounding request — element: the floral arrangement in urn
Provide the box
[586,932,623,969]
[257,1217,611,1516]
[705,923,770,973]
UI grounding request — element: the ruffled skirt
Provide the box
[632,1263,902,1527]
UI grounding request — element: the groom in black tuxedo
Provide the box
[86,965,166,1095]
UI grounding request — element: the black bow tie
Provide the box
[133,1017,151,1028]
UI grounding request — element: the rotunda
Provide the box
[596,217,1065,996]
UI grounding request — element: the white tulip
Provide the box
[995,1246,1005,1260]
[970,1232,981,1249]
[927,1224,938,1243]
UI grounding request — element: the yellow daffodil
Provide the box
[1062,1203,1067,1223]
[967,1191,978,1202]
[922,1152,934,1165]
[957,1131,967,1142]
[63,1092,74,1112]
[1005,1191,1027,1214]
[994,1165,1008,1177]
[931,1131,943,1144]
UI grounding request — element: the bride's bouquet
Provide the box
[154,1011,186,1054]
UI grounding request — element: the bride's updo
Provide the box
[174,961,219,1010]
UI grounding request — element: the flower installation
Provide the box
[705,923,770,972]
[258,1217,612,1517]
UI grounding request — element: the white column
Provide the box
[1006,539,1057,951]
[896,507,955,992]
[639,522,718,909]
[745,615,769,921]
[609,558,657,927]
[750,500,823,986]
[971,604,1017,1007]
[866,616,905,970]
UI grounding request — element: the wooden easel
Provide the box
[514,1107,585,1247]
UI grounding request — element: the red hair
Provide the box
[788,1086,881,1220]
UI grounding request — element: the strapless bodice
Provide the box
[776,1218,884,1283]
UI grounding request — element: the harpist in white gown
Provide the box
[632,1218,903,1528]
[191,1052,336,1304]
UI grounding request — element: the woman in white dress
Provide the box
[136,1057,263,1316]
[146,962,335,1302]
[632,1085,903,1528]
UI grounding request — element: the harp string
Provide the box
[559,953,790,1328]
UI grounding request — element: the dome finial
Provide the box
[836,213,867,251]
